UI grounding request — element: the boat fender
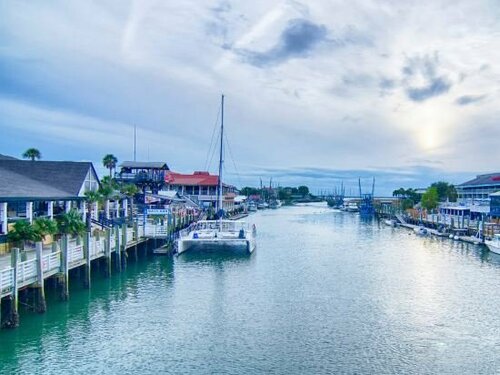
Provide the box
[193,232,199,239]
[239,229,245,239]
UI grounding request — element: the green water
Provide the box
[1,204,500,374]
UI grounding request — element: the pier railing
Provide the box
[0,267,14,298]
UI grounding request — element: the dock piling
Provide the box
[2,248,20,328]
[34,242,47,313]
[59,235,69,301]
[83,232,91,289]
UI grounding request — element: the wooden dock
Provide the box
[0,219,191,329]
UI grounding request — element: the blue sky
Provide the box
[1,0,499,194]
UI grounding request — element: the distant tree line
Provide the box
[393,181,457,211]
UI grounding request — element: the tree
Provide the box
[298,185,309,197]
[22,148,41,161]
[240,187,259,197]
[430,181,457,202]
[102,154,118,178]
[32,218,58,241]
[84,190,101,220]
[7,220,39,249]
[120,184,138,216]
[57,209,86,237]
[421,187,439,211]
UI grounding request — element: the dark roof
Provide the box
[459,173,500,187]
[0,154,18,160]
[0,168,76,201]
[120,161,169,170]
[0,160,97,198]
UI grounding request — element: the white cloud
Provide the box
[1,0,499,191]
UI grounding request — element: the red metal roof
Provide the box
[165,171,219,186]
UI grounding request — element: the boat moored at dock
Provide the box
[485,234,500,254]
[177,220,256,254]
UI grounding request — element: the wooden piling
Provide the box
[121,224,127,270]
[34,242,47,313]
[114,226,121,272]
[104,228,112,277]
[59,235,69,301]
[83,232,91,289]
[2,248,20,328]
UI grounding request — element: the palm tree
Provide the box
[84,190,101,221]
[32,218,58,241]
[7,220,39,250]
[102,154,118,178]
[120,184,138,217]
[56,209,86,238]
[22,148,42,161]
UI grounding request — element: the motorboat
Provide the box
[414,226,428,236]
[384,219,396,227]
[485,234,500,254]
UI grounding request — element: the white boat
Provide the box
[346,202,359,212]
[177,220,257,254]
[485,234,500,255]
[257,202,268,209]
[414,226,428,236]
[247,202,257,212]
[269,200,282,209]
[176,94,257,255]
[384,219,396,227]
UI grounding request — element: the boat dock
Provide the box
[0,220,192,329]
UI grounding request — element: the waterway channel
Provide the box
[1,203,499,374]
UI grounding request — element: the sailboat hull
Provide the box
[177,238,256,255]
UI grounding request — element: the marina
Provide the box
[1,204,499,373]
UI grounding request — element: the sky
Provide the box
[1,0,499,195]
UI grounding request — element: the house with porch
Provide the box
[164,171,236,211]
[0,160,101,253]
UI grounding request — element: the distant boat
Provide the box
[485,234,500,254]
[345,202,359,212]
[414,226,428,236]
[176,95,257,255]
[384,219,396,227]
[257,202,268,210]
[269,200,282,209]
[247,202,257,212]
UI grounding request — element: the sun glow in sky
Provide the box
[0,0,499,193]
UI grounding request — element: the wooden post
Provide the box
[121,224,127,270]
[2,248,20,328]
[114,226,121,272]
[59,235,69,301]
[133,221,139,261]
[104,229,112,277]
[83,232,91,289]
[34,242,47,313]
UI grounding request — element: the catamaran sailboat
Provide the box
[176,95,257,255]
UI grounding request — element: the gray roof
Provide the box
[0,168,76,201]
[459,173,500,187]
[120,161,169,170]
[0,154,18,160]
[0,160,97,200]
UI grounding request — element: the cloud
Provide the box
[402,53,452,102]
[455,94,486,106]
[235,18,328,67]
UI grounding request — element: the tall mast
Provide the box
[217,94,224,220]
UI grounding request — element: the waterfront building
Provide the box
[116,161,170,194]
[0,159,101,253]
[490,191,500,219]
[164,171,236,211]
[456,173,500,203]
